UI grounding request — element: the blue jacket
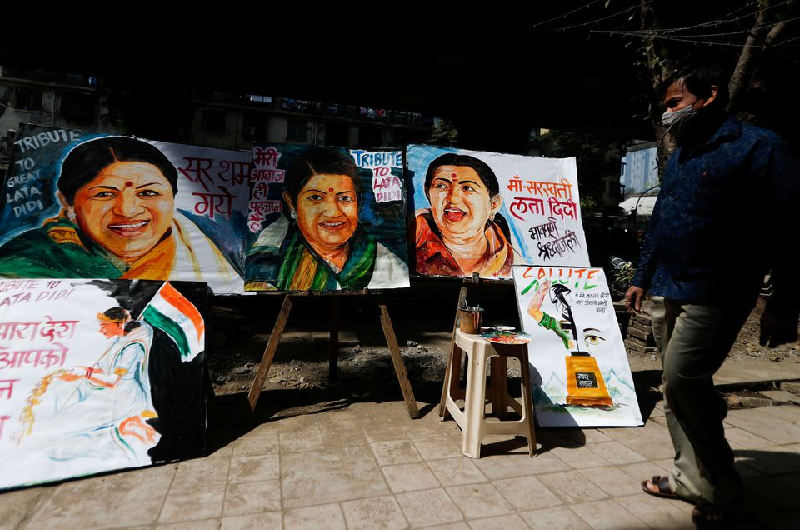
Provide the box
[632,115,800,312]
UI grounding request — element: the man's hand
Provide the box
[625,286,646,315]
[760,310,798,347]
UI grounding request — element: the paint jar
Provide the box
[458,306,484,334]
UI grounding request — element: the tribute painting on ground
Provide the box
[512,266,642,427]
[0,124,250,294]
[0,278,207,490]
[407,144,589,279]
[245,144,410,291]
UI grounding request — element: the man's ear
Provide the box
[697,85,718,109]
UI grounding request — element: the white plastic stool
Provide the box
[441,329,537,458]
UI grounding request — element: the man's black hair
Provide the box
[660,60,730,109]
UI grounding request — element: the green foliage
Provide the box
[537,129,620,211]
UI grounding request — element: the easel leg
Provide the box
[329,296,340,382]
[439,286,468,417]
[379,304,419,418]
[247,295,293,411]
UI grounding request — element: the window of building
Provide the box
[325,122,348,147]
[60,92,94,122]
[13,87,43,111]
[287,119,308,143]
[203,110,226,134]
[243,113,266,138]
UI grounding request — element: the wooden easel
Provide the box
[247,290,419,419]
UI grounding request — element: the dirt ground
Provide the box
[204,295,799,417]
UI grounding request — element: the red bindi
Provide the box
[451,173,458,181]
[125,181,133,187]
[328,188,334,192]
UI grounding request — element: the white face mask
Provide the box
[661,103,697,138]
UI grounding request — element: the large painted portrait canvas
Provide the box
[0,279,206,489]
[0,125,250,294]
[407,145,590,279]
[245,144,410,291]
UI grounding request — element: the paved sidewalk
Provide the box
[2,393,800,529]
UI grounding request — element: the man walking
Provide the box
[626,60,799,525]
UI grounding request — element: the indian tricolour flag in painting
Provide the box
[142,282,205,362]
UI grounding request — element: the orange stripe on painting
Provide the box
[160,282,205,340]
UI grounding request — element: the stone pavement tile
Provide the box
[244,420,280,437]
[617,460,673,483]
[423,523,469,530]
[404,422,460,442]
[549,446,610,469]
[222,480,281,516]
[758,404,800,423]
[725,408,800,445]
[158,482,226,524]
[396,488,464,528]
[649,405,666,418]
[537,428,586,448]
[744,473,800,510]
[613,494,694,529]
[585,441,647,465]
[172,458,230,490]
[206,446,234,460]
[341,495,409,529]
[776,442,800,453]
[413,436,463,461]
[0,486,54,530]
[734,457,763,478]
[319,419,369,448]
[283,503,346,530]
[362,425,411,443]
[600,422,669,445]
[382,462,441,493]
[493,475,562,511]
[649,416,669,428]
[569,499,647,529]
[445,483,513,520]
[281,448,389,508]
[472,452,569,480]
[619,439,677,461]
[537,471,609,505]
[157,520,221,529]
[760,391,800,405]
[275,413,319,433]
[578,466,644,497]
[466,513,529,529]
[371,440,423,466]
[518,506,591,529]
[725,427,775,450]
[761,508,800,530]
[735,449,800,475]
[230,431,279,456]
[28,465,175,528]
[228,454,279,484]
[428,458,488,487]
[583,429,613,443]
[279,424,325,453]
[221,512,282,529]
